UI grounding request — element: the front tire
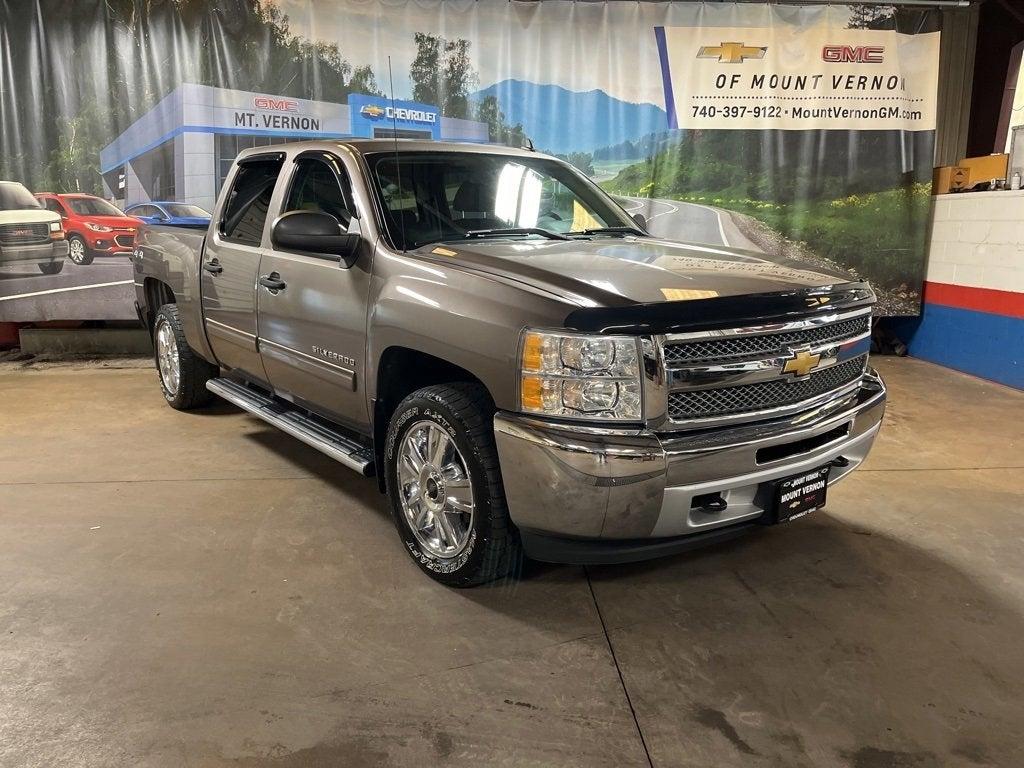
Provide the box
[37,261,64,275]
[68,235,94,265]
[385,383,521,587]
[153,304,217,410]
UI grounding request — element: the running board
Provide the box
[206,378,375,476]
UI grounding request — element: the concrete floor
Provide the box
[1,357,1022,767]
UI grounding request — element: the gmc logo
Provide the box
[822,45,885,63]
[253,96,298,112]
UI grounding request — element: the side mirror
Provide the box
[632,213,648,232]
[271,210,361,268]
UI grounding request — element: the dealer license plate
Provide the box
[774,465,831,522]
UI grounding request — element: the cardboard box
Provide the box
[932,165,962,194]
[957,153,1009,190]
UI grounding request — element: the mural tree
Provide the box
[409,33,476,119]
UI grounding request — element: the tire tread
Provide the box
[155,303,217,410]
[389,382,521,586]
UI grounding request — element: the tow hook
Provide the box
[691,492,728,513]
[831,456,850,468]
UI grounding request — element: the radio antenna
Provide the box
[387,56,407,254]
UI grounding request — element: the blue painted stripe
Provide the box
[654,26,678,130]
[894,303,1024,390]
[101,125,351,173]
[101,123,493,174]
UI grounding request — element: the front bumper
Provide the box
[83,231,135,254]
[0,240,69,266]
[493,371,886,564]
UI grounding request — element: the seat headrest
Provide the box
[452,181,492,213]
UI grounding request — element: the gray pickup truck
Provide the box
[133,139,886,586]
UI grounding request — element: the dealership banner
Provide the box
[657,25,940,131]
[0,1,941,323]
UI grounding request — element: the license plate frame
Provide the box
[773,464,831,523]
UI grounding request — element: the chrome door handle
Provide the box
[203,259,223,274]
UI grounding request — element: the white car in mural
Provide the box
[0,182,68,275]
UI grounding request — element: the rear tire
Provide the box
[37,261,64,275]
[153,303,218,410]
[68,235,94,265]
[385,383,521,587]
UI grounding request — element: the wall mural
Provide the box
[0,0,940,322]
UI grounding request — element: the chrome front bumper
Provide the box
[493,371,886,562]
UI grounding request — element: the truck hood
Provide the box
[0,208,60,225]
[417,236,849,304]
[416,236,874,333]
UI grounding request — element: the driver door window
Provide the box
[283,156,355,232]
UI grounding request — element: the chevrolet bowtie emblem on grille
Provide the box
[697,42,767,64]
[806,296,831,307]
[783,348,822,378]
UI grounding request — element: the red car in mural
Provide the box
[35,193,141,265]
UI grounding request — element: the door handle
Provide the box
[203,259,223,274]
[259,272,286,292]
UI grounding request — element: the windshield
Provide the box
[369,152,634,250]
[65,196,126,217]
[0,183,42,211]
[164,203,210,218]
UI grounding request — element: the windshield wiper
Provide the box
[567,226,644,237]
[463,227,571,241]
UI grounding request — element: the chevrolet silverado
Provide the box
[133,140,885,586]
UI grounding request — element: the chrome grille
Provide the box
[0,222,50,245]
[664,314,870,365]
[668,355,867,421]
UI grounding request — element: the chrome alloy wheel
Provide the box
[155,319,181,396]
[398,420,475,558]
[69,237,87,264]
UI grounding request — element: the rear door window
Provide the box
[221,158,283,245]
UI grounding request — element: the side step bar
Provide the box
[206,378,375,476]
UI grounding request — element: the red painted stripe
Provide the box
[923,281,1024,319]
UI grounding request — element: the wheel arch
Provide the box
[372,346,494,492]
[141,278,176,335]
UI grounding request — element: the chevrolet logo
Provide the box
[697,42,767,64]
[360,104,385,119]
[782,348,822,378]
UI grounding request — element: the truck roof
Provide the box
[234,139,544,162]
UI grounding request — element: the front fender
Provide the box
[366,249,575,411]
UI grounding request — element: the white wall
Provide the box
[926,190,1024,294]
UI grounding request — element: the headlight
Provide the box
[48,221,61,232]
[85,222,112,232]
[519,329,642,421]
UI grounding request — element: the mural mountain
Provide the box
[471,79,669,154]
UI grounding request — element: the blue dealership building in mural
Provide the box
[99,83,488,212]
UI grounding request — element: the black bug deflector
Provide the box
[562,282,876,335]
